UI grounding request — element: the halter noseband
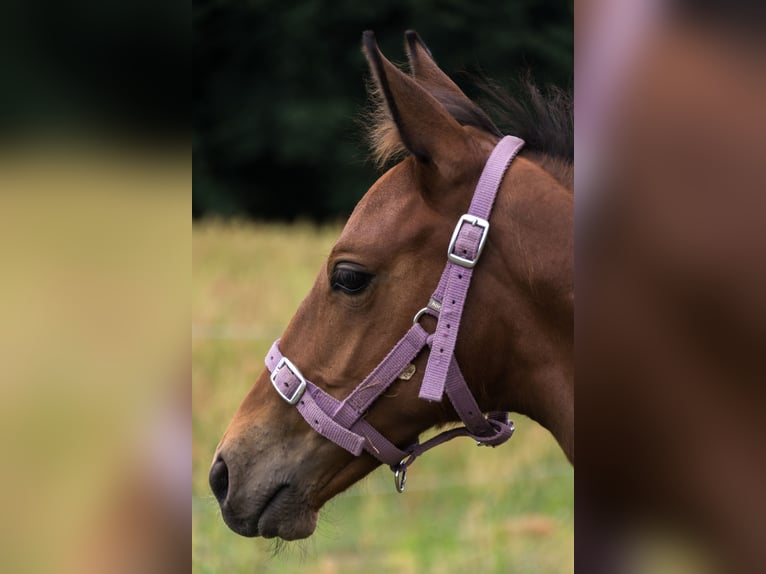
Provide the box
[266,135,524,492]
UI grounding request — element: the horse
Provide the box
[209,30,573,541]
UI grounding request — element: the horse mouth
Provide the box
[253,484,289,538]
[221,483,317,540]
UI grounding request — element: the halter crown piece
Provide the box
[266,136,525,492]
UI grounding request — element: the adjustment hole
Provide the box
[451,299,455,304]
[313,419,319,424]
[458,274,463,279]
[300,401,305,405]
[447,324,451,329]
[283,383,288,387]
[439,348,444,353]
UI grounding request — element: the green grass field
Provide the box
[193,221,573,573]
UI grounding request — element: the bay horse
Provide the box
[210,30,573,540]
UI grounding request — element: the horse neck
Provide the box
[466,155,574,461]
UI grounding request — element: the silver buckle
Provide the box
[447,214,490,268]
[270,357,307,405]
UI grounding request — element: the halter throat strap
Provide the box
[265,135,524,492]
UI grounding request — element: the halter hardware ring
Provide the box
[270,357,307,405]
[412,307,430,325]
[447,214,490,268]
[413,297,442,325]
[393,463,407,493]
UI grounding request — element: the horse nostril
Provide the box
[209,455,229,504]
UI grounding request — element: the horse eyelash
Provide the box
[330,267,373,294]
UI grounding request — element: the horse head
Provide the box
[210,31,573,540]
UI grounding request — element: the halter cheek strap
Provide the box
[265,135,524,492]
[421,135,526,401]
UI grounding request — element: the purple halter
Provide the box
[266,135,524,492]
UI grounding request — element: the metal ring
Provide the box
[393,465,407,493]
[412,307,430,325]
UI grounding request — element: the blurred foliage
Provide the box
[193,1,572,221]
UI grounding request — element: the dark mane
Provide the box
[366,73,573,189]
[428,86,503,139]
[477,77,573,164]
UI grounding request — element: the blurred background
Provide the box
[0,0,189,572]
[577,1,766,573]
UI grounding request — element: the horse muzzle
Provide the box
[209,450,318,540]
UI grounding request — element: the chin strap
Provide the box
[265,135,524,492]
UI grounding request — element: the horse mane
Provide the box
[480,77,573,190]
[365,73,573,190]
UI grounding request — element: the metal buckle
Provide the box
[270,357,307,405]
[447,214,490,268]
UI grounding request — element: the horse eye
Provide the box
[331,264,373,295]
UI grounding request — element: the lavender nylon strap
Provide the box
[420,135,525,401]
[397,413,514,474]
[265,334,512,466]
[333,324,430,427]
[267,344,367,456]
[467,135,525,218]
[266,326,430,464]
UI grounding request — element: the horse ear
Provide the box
[362,31,471,183]
[404,30,467,97]
[405,30,500,137]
